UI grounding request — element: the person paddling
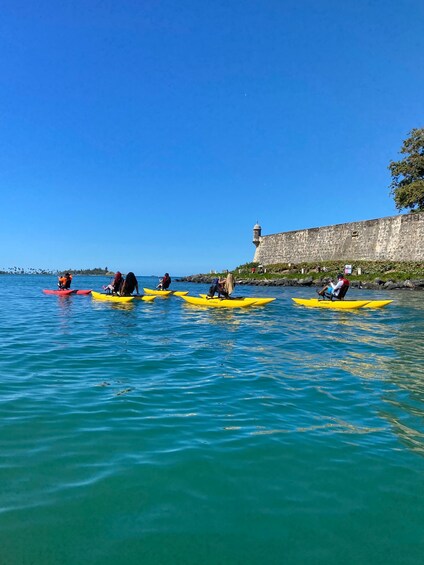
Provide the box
[317,274,350,300]
[58,272,72,290]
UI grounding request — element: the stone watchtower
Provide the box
[252,223,262,264]
[253,223,262,247]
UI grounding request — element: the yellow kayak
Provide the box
[292,298,370,309]
[143,288,188,297]
[143,288,172,296]
[181,295,257,308]
[360,300,393,308]
[199,294,275,305]
[92,291,134,303]
[132,295,156,302]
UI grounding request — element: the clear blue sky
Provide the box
[1,1,423,274]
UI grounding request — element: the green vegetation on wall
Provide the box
[233,261,424,282]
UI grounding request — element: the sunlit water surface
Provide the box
[0,275,423,565]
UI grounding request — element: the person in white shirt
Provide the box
[318,274,349,299]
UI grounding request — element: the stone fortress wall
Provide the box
[252,212,424,264]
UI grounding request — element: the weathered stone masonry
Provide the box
[252,213,424,264]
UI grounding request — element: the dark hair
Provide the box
[126,272,136,284]
[337,273,343,279]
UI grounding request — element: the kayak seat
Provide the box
[324,283,349,301]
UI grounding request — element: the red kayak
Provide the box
[75,290,92,295]
[43,289,76,296]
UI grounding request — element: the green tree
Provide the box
[389,128,424,212]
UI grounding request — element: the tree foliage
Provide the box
[389,128,424,212]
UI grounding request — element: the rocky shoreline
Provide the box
[177,274,424,291]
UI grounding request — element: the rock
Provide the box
[298,277,313,286]
[178,274,424,291]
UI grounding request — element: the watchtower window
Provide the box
[352,231,359,238]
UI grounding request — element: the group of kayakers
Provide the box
[104,271,172,295]
[103,271,140,296]
[58,271,170,296]
[57,270,350,301]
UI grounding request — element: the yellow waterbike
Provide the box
[91,291,156,303]
[143,288,189,297]
[292,298,393,309]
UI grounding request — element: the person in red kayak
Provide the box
[157,273,171,290]
[58,273,72,290]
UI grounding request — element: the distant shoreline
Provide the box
[0,272,112,276]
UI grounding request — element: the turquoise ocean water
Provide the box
[1,275,423,565]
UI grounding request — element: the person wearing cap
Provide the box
[317,273,349,299]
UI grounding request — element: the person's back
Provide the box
[121,272,138,295]
[162,273,171,289]
[64,274,72,289]
[208,277,229,299]
[224,273,235,296]
[335,277,350,299]
[332,274,349,298]
[112,272,123,293]
[317,274,349,300]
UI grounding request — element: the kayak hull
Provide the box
[43,289,76,296]
[143,288,172,296]
[292,298,370,309]
[75,289,92,295]
[199,294,275,305]
[361,300,393,308]
[181,295,256,308]
[172,291,189,296]
[91,291,134,303]
[132,295,156,302]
